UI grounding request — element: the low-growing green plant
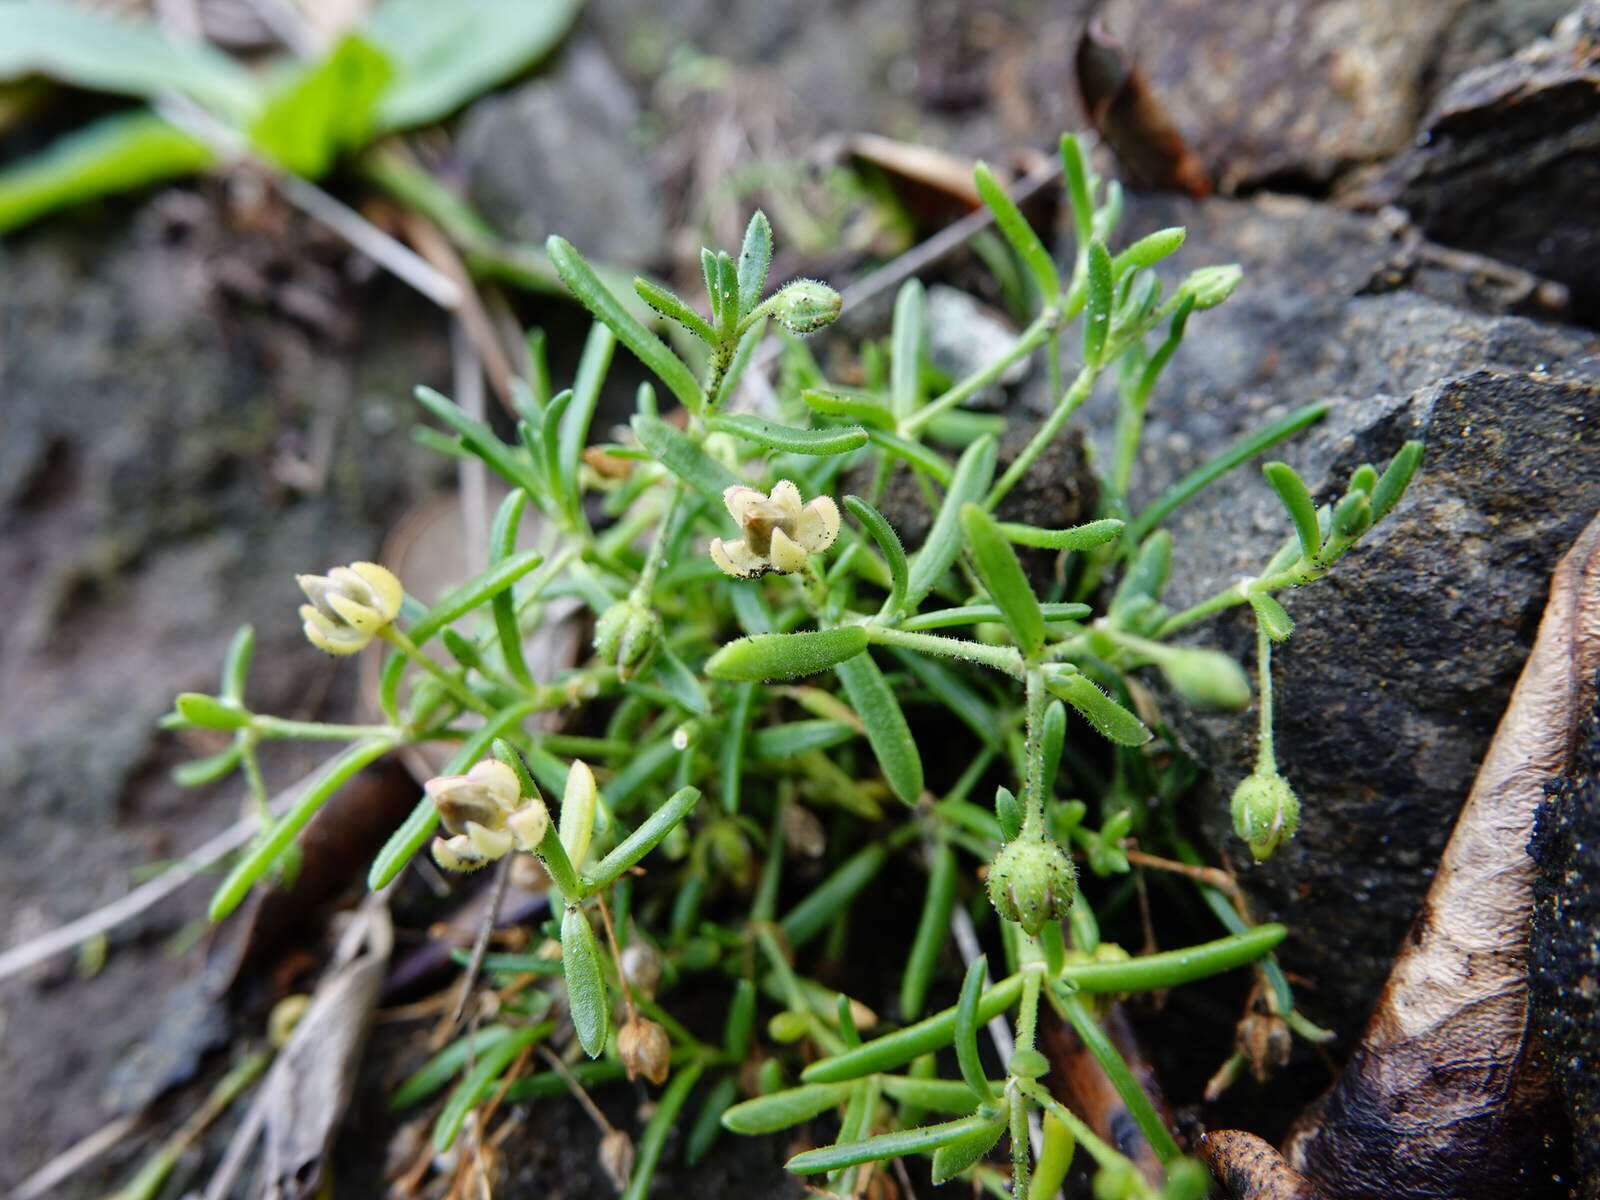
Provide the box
[167,132,1421,1197]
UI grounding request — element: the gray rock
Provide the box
[924,284,1030,409]
[1389,3,1600,321]
[1093,190,1600,1040]
[1091,0,1575,192]
[458,40,666,270]
[0,192,447,1192]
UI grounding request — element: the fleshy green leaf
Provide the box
[890,279,926,419]
[995,517,1124,551]
[1111,227,1185,278]
[561,906,609,1057]
[835,651,923,804]
[549,237,703,411]
[844,496,908,617]
[954,956,994,1102]
[631,412,740,502]
[930,1113,1007,1184]
[723,1082,853,1135]
[736,210,773,317]
[960,504,1045,657]
[1263,461,1322,562]
[634,277,716,344]
[973,161,1058,299]
[707,627,869,682]
[906,435,997,609]
[786,1114,999,1174]
[1249,591,1295,642]
[1371,440,1424,522]
[801,388,894,429]
[706,413,867,456]
[1044,671,1151,746]
[1083,237,1114,366]
[582,786,700,891]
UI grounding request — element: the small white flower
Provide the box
[296,562,402,655]
[427,759,550,872]
[709,481,840,579]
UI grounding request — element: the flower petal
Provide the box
[793,496,841,553]
[723,485,765,525]
[349,562,403,623]
[769,526,808,573]
[711,537,769,579]
[465,820,514,861]
[466,759,522,810]
[433,834,487,872]
[769,479,802,517]
[300,605,368,655]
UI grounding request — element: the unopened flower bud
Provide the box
[1157,646,1251,711]
[1230,769,1301,861]
[618,1017,672,1085]
[598,1129,635,1192]
[986,836,1077,936]
[296,561,402,655]
[593,598,661,680]
[1179,264,1242,310]
[769,278,842,334]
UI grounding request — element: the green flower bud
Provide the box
[1008,1047,1050,1079]
[987,836,1077,936]
[769,278,842,334]
[593,598,661,680]
[1156,646,1252,710]
[1178,264,1242,310]
[1230,769,1301,861]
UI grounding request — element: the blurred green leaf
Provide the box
[0,110,212,234]
[249,35,392,178]
[365,0,582,130]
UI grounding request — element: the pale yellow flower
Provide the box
[427,759,550,872]
[709,481,840,579]
[297,562,402,655]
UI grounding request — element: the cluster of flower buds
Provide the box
[986,833,1077,936]
[1230,768,1301,861]
[593,595,662,680]
[709,481,840,579]
[427,759,550,872]
[297,562,402,655]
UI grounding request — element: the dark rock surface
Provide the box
[1093,0,1574,192]
[1089,189,1600,1043]
[0,192,447,1192]
[1530,676,1600,1200]
[1387,2,1600,322]
[458,39,667,270]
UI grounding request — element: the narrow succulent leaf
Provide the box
[561,906,609,1057]
[779,844,888,948]
[1248,591,1295,642]
[707,412,866,456]
[1263,461,1322,561]
[548,236,702,411]
[835,651,924,804]
[582,787,701,891]
[1083,237,1114,366]
[707,627,869,682]
[890,279,926,419]
[973,161,1058,298]
[634,277,716,343]
[960,503,1045,657]
[901,841,958,1021]
[393,1024,517,1109]
[414,385,541,493]
[736,210,773,317]
[722,1082,854,1135]
[1059,133,1094,243]
[930,1114,1007,1184]
[1044,672,1151,746]
[900,602,1090,632]
[867,428,955,485]
[786,1114,999,1173]
[844,496,908,616]
[1111,226,1185,278]
[432,1023,550,1150]
[906,435,997,608]
[1370,440,1424,521]
[630,412,740,502]
[802,388,894,429]
[995,517,1123,551]
[954,956,994,1101]
[1128,402,1328,542]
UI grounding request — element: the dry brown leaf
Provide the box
[1284,512,1600,1198]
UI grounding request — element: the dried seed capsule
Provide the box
[618,1017,672,1085]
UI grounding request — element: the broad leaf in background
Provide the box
[0,110,213,234]
[0,0,259,122]
[364,0,583,130]
[249,35,393,178]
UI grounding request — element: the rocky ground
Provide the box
[2,0,1597,1195]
